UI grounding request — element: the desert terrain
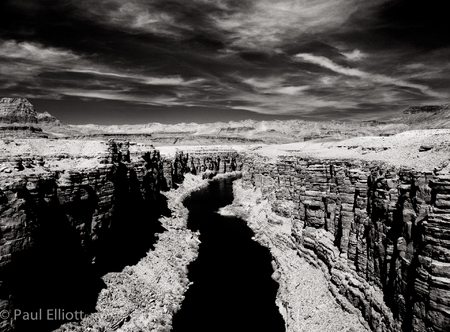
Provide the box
[1,97,449,332]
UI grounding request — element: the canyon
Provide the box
[0,137,243,331]
[0,98,450,332]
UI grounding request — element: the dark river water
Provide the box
[172,176,285,332]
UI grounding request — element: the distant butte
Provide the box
[0,98,39,124]
[0,97,60,126]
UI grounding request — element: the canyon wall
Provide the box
[241,156,450,332]
[0,142,243,331]
[4,140,447,332]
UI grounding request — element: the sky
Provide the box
[0,0,449,124]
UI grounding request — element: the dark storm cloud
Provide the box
[0,0,449,123]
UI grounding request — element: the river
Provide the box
[172,176,285,332]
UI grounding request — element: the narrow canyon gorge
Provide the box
[1,138,449,332]
[171,176,285,332]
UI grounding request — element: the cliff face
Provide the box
[400,104,450,129]
[0,98,60,126]
[0,142,244,331]
[0,141,166,331]
[0,98,38,124]
[241,157,450,332]
[4,137,448,332]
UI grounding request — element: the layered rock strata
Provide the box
[55,174,209,332]
[239,156,450,332]
[0,98,38,124]
[220,179,370,332]
[0,145,166,331]
[5,138,447,332]
[0,98,59,139]
[0,126,47,139]
[0,98,59,126]
[0,142,243,331]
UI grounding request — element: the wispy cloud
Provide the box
[242,77,309,95]
[228,93,359,115]
[273,86,310,95]
[0,40,79,63]
[243,77,283,90]
[341,49,365,61]
[77,0,383,51]
[81,0,185,38]
[1,0,450,122]
[60,89,183,106]
[212,0,384,50]
[0,39,82,78]
[0,39,205,105]
[294,53,446,98]
[67,69,204,86]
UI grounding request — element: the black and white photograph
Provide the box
[0,0,449,331]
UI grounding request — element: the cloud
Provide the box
[2,0,450,122]
[0,39,81,69]
[75,0,384,51]
[294,53,446,98]
[0,40,85,99]
[87,1,183,37]
[242,77,309,95]
[67,69,204,86]
[273,86,309,95]
[228,94,358,115]
[59,89,182,106]
[0,39,206,105]
[341,49,365,61]
[212,0,384,50]
[77,0,222,41]
[242,77,284,90]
